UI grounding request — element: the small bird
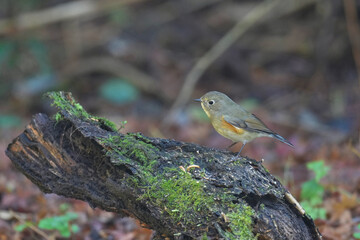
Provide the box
[195,91,293,161]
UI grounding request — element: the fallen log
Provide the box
[6,92,321,240]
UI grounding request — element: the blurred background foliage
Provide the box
[0,0,359,239]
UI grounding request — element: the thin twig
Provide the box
[0,0,142,35]
[163,0,316,125]
[343,0,360,87]
[348,140,360,159]
[11,211,54,240]
[214,223,231,240]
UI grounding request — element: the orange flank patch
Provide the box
[221,117,245,135]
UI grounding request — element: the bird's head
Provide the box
[194,91,233,117]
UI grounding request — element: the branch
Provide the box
[0,0,142,35]
[6,92,321,239]
[343,0,360,87]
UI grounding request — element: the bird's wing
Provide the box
[224,112,294,147]
[223,114,273,135]
[223,114,294,147]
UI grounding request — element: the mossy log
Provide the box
[6,92,321,240]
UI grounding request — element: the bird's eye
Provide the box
[208,100,215,105]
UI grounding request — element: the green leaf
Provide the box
[27,39,52,73]
[100,79,139,105]
[71,224,80,233]
[306,160,330,182]
[59,203,70,212]
[354,232,360,239]
[14,221,33,232]
[300,180,324,201]
[109,7,130,25]
[300,160,330,220]
[14,224,28,232]
[64,212,78,220]
[0,41,14,67]
[0,115,22,128]
[300,200,326,220]
[38,212,78,237]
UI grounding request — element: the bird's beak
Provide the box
[194,99,201,102]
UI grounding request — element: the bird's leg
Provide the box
[227,142,246,163]
[227,142,238,149]
[235,143,246,157]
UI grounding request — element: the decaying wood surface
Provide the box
[6,92,321,240]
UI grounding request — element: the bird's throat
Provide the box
[201,103,211,118]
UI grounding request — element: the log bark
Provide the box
[6,92,321,240]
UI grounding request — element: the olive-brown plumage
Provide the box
[195,91,293,159]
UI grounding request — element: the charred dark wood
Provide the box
[6,92,321,240]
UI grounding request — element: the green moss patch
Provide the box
[46,91,118,132]
[225,203,257,240]
[100,133,159,166]
[146,168,215,223]
[46,91,90,119]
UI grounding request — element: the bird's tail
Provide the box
[272,133,294,147]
